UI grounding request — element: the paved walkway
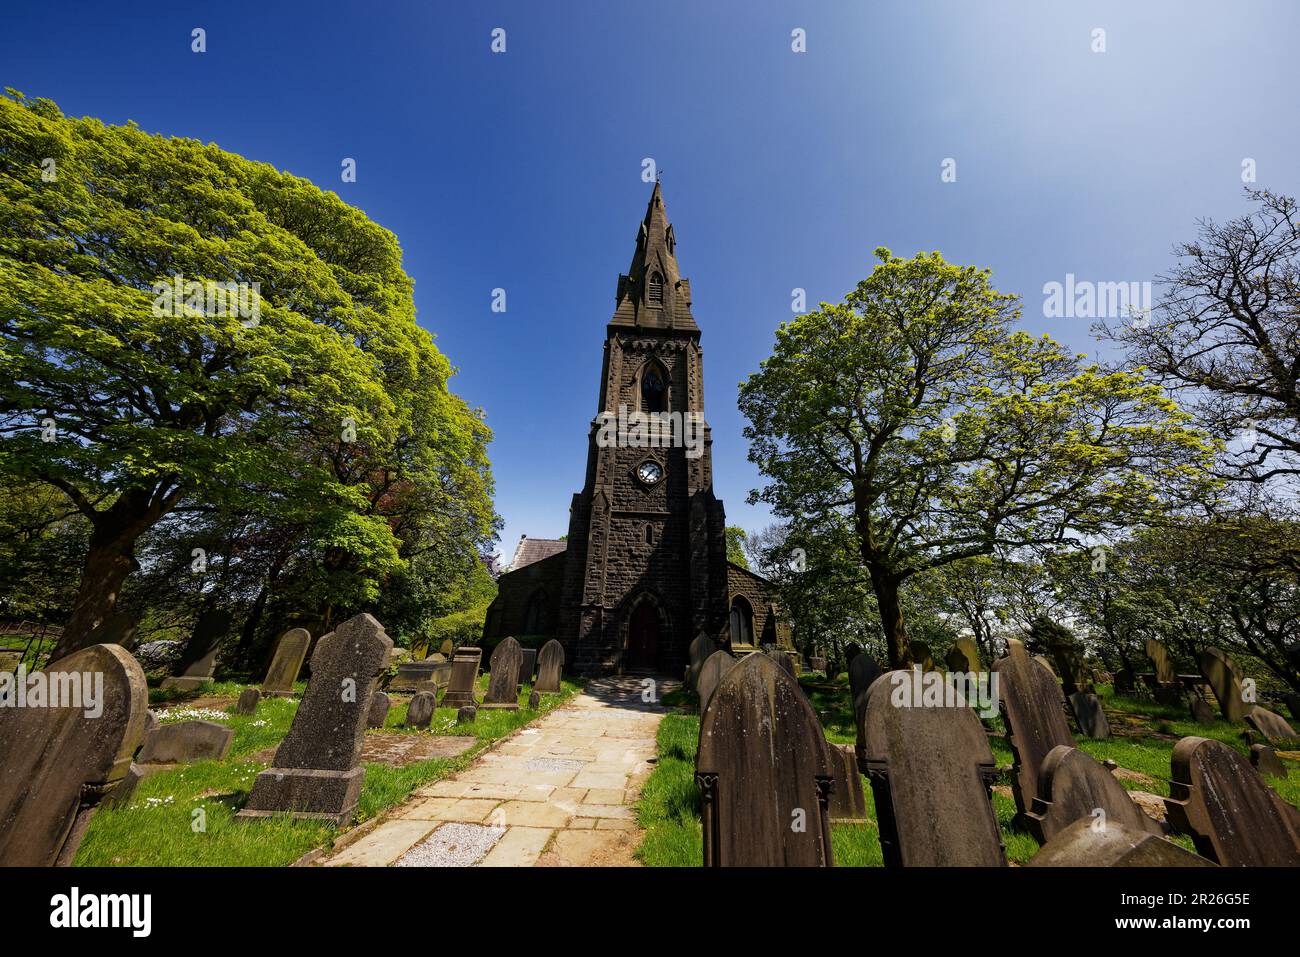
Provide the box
[321,676,670,867]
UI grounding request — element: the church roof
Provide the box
[610,182,699,333]
[508,535,567,571]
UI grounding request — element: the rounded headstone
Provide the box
[235,688,261,716]
[1189,697,1215,726]
[528,690,541,709]
[367,691,391,729]
[456,705,477,725]
[695,650,736,714]
[405,691,437,729]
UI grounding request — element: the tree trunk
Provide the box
[48,525,141,662]
[869,566,912,668]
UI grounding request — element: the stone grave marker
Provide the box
[1190,697,1215,725]
[850,653,885,770]
[993,638,1076,819]
[860,668,1005,866]
[137,719,234,764]
[439,639,453,657]
[457,705,477,724]
[528,690,540,709]
[101,763,144,811]
[1144,637,1183,704]
[388,655,450,695]
[534,639,564,694]
[827,745,867,822]
[1068,691,1110,739]
[1251,744,1286,779]
[481,636,522,710]
[1028,816,1213,867]
[0,644,148,865]
[911,640,935,672]
[695,650,735,714]
[809,655,827,673]
[441,646,483,708]
[1025,744,1163,844]
[1199,647,1251,724]
[517,647,537,691]
[161,608,233,691]
[261,627,311,698]
[236,688,261,716]
[1113,668,1135,695]
[86,610,140,649]
[404,691,437,729]
[695,653,834,866]
[1164,736,1300,866]
[686,632,717,691]
[367,691,391,729]
[236,613,392,826]
[945,637,982,674]
[1048,639,1089,695]
[1244,706,1299,745]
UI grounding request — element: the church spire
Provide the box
[611,182,697,332]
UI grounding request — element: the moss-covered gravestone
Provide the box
[261,627,311,698]
[1244,706,1299,746]
[861,669,1005,867]
[696,653,834,866]
[0,644,148,865]
[993,638,1076,820]
[482,637,522,710]
[945,637,981,674]
[404,691,437,729]
[1025,744,1163,844]
[827,744,868,822]
[236,613,392,826]
[1028,817,1213,867]
[137,719,233,764]
[695,650,735,714]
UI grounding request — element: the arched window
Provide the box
[729,596,754,647]
[648,271,664,305]
[641,367,666,414]
[645,524,654,545]
[523,590,549,634]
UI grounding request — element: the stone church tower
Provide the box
[484,184,791,676]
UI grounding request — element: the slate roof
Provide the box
[508,536,567,572]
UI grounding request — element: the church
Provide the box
[483,183,792,676]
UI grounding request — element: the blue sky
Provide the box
[4,1,1298,563]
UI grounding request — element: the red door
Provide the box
[626,603,660,671]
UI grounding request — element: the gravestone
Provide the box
[235,688,261,716]
[1068,691,1110,739]
[367,691,391,729]
[161,608,233,691]
[101,763,144,811]
[827,744,868,822]
[528,690,540,709]
[1048,639,1089,695]
[910,640,935,672]
[1144,637,1183,704]
[456,705,477,724]
[850,653,885,771]
[1025,744,1163,844]
[482,637,522,710]
[86,610,139,650]
[439,639,453,657]
[1285,692,1300,723]
[137,719,234,764]
[1244,706,1299,745]
[686,632,717,691]
[1190,697,1215,725]
[695,653,834,866]
[945,637,982,674]
[0,644,148,865]
[261,627,311,698]
[534,639,564,694]
[388,656,450,695]
[441,646,483,708]
[236,613,392,826]
[405,691,438,729]
[1251,744,1286,779]
[695,650,736,714]
[844,641,861,663]
[517,648,537,691]
[1113,668,1135,695]
[1164,736,1300,866]
[860,669,1005,866]
[1027,817,1213,868]
[1199,647,1251,724]
[993,638,1076,819]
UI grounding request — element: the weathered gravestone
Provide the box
[137,719,234,764]
[1144,637,1183,704]
[236,613,392,826]
[161,608,233,691]
[1251,744,1287,779]
[86,610,140,650]
[1028,816,1213,868]
[517,648,537,691]
[367,691,391,729]
[685,632,717,691]
[261,627,311,698]
[910,640,935,672]
[945,637,982,674]
[528,690,540,709]
[861,669,1005,866]
[1244,706,1299,746]
[827,744,868,822]
[993,638,1076,820]
[404,691,438,729]
[695,653,834,866]
[388,655,450,695]
[1164,736,1300,866]
[235,688,261,716]
[439,639,454,657]
[850,653,885,771]
[534,639,564,694]
[1189,697,1215,726]
[1068,691,1110,739]
[482,636,522,710]
[1048,639,1089,696]
[1199,647,1251,724]
[1025,744,1163,844]
[809,656,827,673]
[101,762,144,811]
[441,646,483,708]
[456,705,477,724]
[0,644,148,865]
[695,650,735,714]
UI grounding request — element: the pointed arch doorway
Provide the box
[625,599,663,672]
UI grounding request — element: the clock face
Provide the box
[636,460,664,485]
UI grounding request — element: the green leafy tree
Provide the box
[739,248,1214,667]
[0,92,495,659]
[724,524,749,569]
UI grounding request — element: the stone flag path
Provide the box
[320,676,669,867]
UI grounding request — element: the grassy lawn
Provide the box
[633,680,1299,867]
[75,674,581,866]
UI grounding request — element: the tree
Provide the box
[0,92,495,659]
[724,524,749,569]
[739,248,1214,667]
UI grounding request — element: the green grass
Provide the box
[633,682,1300,866]
[75,675,581,866]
